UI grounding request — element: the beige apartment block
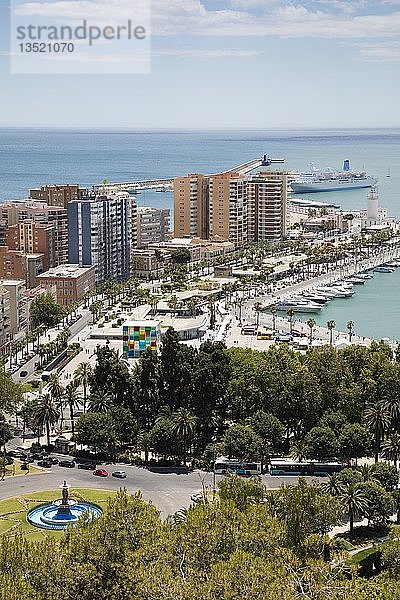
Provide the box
[29,184,89,209]
[174,174,209,239]
[2,279,27,336]
[174,169,289,245]
[0,285,11,354]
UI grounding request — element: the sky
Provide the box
[1,0,400,128]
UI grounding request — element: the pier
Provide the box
[92,155,285,195]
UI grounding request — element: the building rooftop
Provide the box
[2,279,25,287]
[123,320,161,328]
[36,264,95,279]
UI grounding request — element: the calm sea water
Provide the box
[0,127,399,338]
[295,270,400,341]
[0,127,400,218]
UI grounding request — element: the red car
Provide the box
[93,468,109,477]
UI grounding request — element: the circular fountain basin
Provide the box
[27,502,102,530]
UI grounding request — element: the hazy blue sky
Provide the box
[1,0,400,128]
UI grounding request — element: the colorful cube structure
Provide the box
[122,320,162,358]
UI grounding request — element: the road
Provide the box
[0,462,311,517]
[11,311,93,384]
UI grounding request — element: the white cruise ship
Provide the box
[291,160,377,194]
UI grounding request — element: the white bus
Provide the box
[214,457,262,476]
[270,460,344,477]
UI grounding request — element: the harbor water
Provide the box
[294,270,400,342]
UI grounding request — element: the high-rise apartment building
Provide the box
[247,171,289,242]
[208,173,248,245]
[136,207,170,248]
[29,184,89,209]
[0,246,44,289]
[6,220,55,271]
[68,192,134,283]
[2,280,27,336]
[174,174,209,239]
[0,200,68,266]
[0,285,11,354]
[174,170,289,245]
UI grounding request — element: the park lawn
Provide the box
[0,497,26,513]
[5,461,43,477]
[0,489,117,540]
[0,519,17,534]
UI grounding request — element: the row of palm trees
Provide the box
[31,361,93,446]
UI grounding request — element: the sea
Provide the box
[0,127,399,339]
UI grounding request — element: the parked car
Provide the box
[30,452,45,461]
[77,462,96,470]
[19,370,28,377]
[37,459,52,468]
[93,468,108,477]
[111,471,126,479]
[292,329,307,338]
[59,460,75,468]
[49,457,59,465]
[8,450,26,458]
[15,445,30,453]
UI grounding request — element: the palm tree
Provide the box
[36,344,47,368]
[289,439,307,462]
[47,374,65,430]
[307,318,316,344]
[347,320,354,342]
[322,473,345,497]
[253,301,262,328]
[186,296,198,317]
[360,464,373,482]
[237,298,244,326]
[339,484,369,533]
[64,382,81,439]
[168,294,179,317]
[207,294,217,330]
[287,308,295,336]
[384,397,400,425]
[327,320,336,346]
[88,390,114,413]
[171,408,197,466]
[74,362,93,414]
[269,305,277,333]
[381,433,400,469]
[137,429,151,464]
[33,393,60,448]
[364,401,391,463]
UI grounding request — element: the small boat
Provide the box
[346,277,365,285]
[385,261,400,268]
[387,167,391,178]
[315,288,337,299]
[322,286,354,298]
[276,300,322,313]
[374,266,395,273]
[301,293,329,304]
[331,281,353,289]
[358,272,373,279]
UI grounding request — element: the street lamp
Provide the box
[212,432,217,500]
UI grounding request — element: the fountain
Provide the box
[27,481,103,530]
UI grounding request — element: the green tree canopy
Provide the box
[29,292,65,329]
[304,426,339,461]
[222,424,264,462]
